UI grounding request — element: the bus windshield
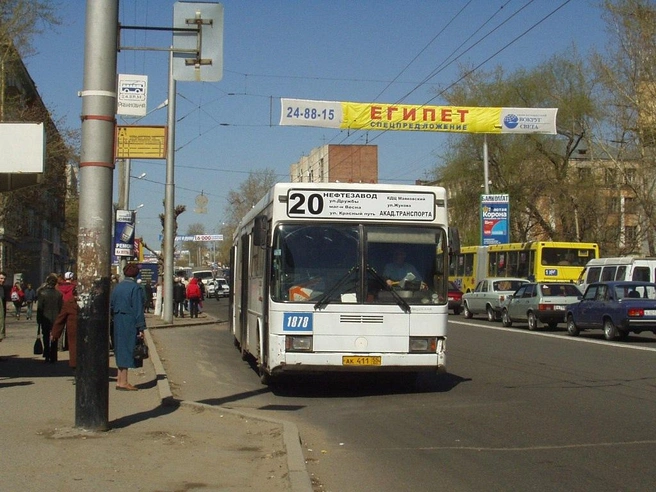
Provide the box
[271,223,448,307]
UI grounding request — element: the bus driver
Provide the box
[383,249,426,290]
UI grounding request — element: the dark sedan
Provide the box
[565,281,656,340]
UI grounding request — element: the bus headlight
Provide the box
[285,335,313,352]
[409,337,437,353]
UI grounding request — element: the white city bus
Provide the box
[230,182,458,384]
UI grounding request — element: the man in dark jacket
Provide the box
[173,277,186,318]
[37,273,63,363]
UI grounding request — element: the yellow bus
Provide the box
[449,241,599,292]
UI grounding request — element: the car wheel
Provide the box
[486,305,497,322]
[527,312,538,331]
[501,309,512,327]
[566,315,579,336]
[463,302,473,319]
[567,314,581,337]
[603,318,619,341]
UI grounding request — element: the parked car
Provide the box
[448,281,463,315]
[501,282,582,330]
[462,277,529,321]
[214,277,230,300]
[565,281,656,340]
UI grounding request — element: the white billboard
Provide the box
[0,122,45,173]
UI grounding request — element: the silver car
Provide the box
[501,282,582,330]
[462,277,529,321]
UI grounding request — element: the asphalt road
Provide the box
[154,300,656,492]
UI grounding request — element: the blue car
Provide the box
[565,281,656,340]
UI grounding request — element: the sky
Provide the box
[26,0,608,248]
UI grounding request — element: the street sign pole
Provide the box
[76,0,118,431]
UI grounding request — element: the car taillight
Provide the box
[628,308,644,317]
[538,304,552,311]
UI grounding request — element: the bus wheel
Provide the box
[527,312,538,331]
[463,302,473,319]
[501,309,512,327]
[259,367,273,385]
[566,315,579,336]
[603,319,619,341]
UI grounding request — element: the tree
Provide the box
[433,52,599,245]
[185,222,206,267]
[219,168,277,261]
[591,0,656,254]
[140,203,187,273]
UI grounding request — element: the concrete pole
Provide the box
[76,0,118,431]
[162,48,176,324]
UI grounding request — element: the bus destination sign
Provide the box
[286,189,435,221]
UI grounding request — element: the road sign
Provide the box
[115,126,167,159]
[117,74,148,116]
[172,2,223,82]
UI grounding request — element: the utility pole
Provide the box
[75,0,118,431]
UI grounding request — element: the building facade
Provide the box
[290,144,378,183]
[0,46,74,285]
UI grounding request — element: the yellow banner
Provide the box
[280,98,557,134]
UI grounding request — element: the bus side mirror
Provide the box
[253,215,268,247]
[448,227,460,256]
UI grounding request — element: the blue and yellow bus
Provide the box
[449,241,599,292]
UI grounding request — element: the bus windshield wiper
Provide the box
[314,265,359,311]
[366,265,411,314]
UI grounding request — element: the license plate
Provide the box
[342,356,382,366]
[645,310,656,316]
[554,305,565,310]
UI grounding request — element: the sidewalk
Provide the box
[0,310,311,492]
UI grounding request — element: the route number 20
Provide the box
[288,192,324,216]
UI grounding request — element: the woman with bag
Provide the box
[110,263,146,391]
[36,274,63,363]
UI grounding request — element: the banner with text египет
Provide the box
[280,98,557,134]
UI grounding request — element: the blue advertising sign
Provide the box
[114,209,136,257]
[480,194,509,245]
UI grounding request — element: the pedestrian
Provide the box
[23,282,37,320]
[36,273,63,363]
[144,279,153,313]
[57,271,77,302]
[198,279,206,313]
[10,281,25,319]
[173,277,186,318]
[51,287,78,371]
[186,276,202,318]
[0,271,6,360]
[110,263,146,391]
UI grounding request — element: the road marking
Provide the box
[450,319,656,353]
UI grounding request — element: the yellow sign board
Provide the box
[115,126,167,159]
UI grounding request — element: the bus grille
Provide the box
[340,315,384,324]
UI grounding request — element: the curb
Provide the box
[145,323,312,492]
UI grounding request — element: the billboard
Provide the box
[480,194,509,245]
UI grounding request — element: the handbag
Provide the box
[33,326,43,355]
[133,336,149,360]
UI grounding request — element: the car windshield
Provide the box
[270,223,449,307]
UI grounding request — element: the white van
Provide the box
[578,257,656,292]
